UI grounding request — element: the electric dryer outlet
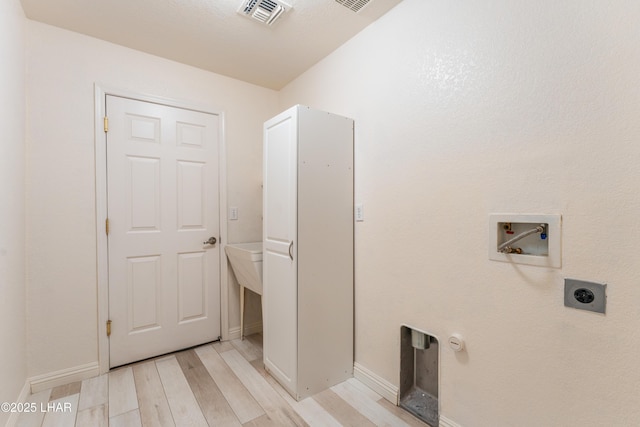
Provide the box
[564,278,606,314]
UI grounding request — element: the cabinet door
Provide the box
[263,107,298,395]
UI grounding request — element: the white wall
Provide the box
[25,21,276,378]
[279,0,640,425]
[0,0,27,424]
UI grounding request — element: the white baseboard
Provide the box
[353,362,462,427]
[5,380,31,427]
[227,321,263,341]
[439,415,462,427]
[29,362,100,394]
[353,362,399,405]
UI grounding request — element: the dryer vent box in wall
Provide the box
[488,214,561,268]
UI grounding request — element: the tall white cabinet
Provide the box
[263,105,354,401]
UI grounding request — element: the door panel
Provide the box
[107,95,220,368]
[128,114,160,143]
[127,156,161,231]
[127,255,161,332]
[178,251,207,322]
[263,249,296,382]
[264,119,294,243]
[263,109,298,394]
[177,121,206,148]
[177,161,206,229]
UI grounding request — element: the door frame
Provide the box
[94,84,230,374]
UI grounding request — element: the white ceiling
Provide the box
[20,0,402,90]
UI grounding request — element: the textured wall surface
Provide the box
[279,0,640,425]
[0,0,27,424]
[18,1,640,424]
[25,21,276,378]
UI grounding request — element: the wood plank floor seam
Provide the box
[15,334,429,427]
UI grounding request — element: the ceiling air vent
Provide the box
[335,0,372,13]
[239,0,291,26]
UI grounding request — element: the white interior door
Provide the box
[263,107,298,394]
[106,95,221,368]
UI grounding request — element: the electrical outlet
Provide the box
[564,278,606,314]
[355,204,364,222]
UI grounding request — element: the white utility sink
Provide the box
[225,242,263,340]
[225,242,263,295]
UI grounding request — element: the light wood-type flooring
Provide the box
[16,334,428,427]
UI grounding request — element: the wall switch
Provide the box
[355,204,364,222]
[229,207,238,220]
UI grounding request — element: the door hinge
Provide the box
[106,320,112,337]
[103,116,109,133]
[105,218,110,235]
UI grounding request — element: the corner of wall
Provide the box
[0,0,28,426]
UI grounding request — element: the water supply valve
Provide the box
[488,214,561,268]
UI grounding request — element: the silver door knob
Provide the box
[203,237,217,245]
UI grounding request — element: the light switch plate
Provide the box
[229,207,239,220]
[564,278,606,314]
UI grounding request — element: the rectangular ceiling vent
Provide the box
[335,0,372,13]
[239,0,291,26]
